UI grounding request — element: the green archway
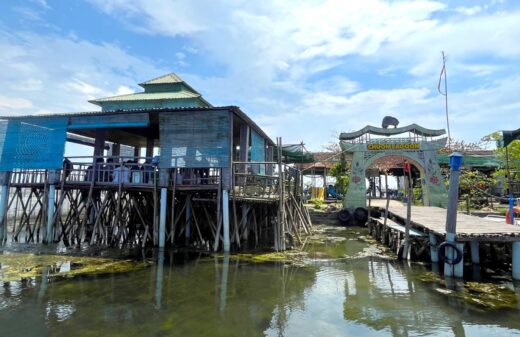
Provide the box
[340,123,448,210]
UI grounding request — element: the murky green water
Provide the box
[2,226,520,337]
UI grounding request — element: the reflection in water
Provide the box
[1,226,520,336]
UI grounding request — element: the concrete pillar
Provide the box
[429,232,438,263]
[470,241,480,264]
[159,187,167,248]
[223,189,230,252]
[512,241,520,281]
[0,172,10,243]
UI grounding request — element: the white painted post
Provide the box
[223,189,230,252]
[470,241,480,264]
[512,241,520,281]
[444,152,463,278]
[46,184,56,243]
[429,232,439,263]
[159,187,167,248]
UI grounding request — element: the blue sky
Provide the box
[0,0,519,151]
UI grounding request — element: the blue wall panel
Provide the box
[251,130,265,174]
[0,117,68,171]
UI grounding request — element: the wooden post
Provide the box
[112,143,121,160]
[185,195,192,246]
[146,138,154,159]
[470,241,480,264]
[401,162,412,260]
[94,129,106,157]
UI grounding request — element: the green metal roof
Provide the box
[437,154,503,168]
[89,91,200,105]
[139,73,184,86]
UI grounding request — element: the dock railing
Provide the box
[9,156,223,189]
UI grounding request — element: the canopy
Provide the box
[275,144,314,163]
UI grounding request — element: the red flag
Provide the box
[404,161,410,173]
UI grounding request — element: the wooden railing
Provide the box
[232,162,303,200]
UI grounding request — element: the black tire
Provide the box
[353,207,368,222]
[438,241,463,265]
[337,209,352,224]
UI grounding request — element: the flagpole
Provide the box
[439,51,451,151]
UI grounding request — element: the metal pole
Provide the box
[442,51,451,151]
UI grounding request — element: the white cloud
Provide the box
[0,95,33,111]
[3,0,520,152]
[0,31,164,114]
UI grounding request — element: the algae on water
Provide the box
[0,252,148,282]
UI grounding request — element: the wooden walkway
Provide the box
[371,200,520,242]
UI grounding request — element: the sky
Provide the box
[0,0,519,151]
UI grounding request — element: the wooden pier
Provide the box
[368,200,520,280]
[372,200,520,242]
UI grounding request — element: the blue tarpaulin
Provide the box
[0,117,68,171]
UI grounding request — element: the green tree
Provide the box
[482,132,520,180]
[328,162,350,194]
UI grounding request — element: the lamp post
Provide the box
[444,152,464,278]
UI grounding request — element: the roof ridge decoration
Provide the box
[340,123,446,140]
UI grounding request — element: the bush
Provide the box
[308,198,324,209]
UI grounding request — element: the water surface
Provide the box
[1,226,520,337]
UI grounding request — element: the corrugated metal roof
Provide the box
[0,106,275,146]
[89,90,200,105]
[139,73,184,86]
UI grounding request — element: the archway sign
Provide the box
[339,121,448,210]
